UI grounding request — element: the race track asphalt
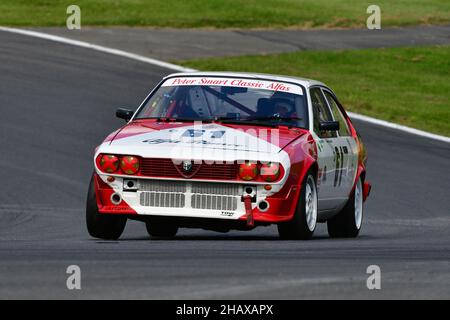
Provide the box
[0,30,449,299]
[31,25,450,60]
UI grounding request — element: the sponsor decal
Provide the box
[142,138,243,149]
[183,129,205,138]
[334,146,346,187]
[107,122,286,168]
[141,124,281,156]
[162,77,304,95]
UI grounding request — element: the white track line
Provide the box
[1,26,449,144]
[348,112,450,143]
[0,26,195,73]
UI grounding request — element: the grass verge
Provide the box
[0,0,449,28]
[177,46,450,136]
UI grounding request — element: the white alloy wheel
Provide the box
[354,178,363,230]
[305,175,318,231]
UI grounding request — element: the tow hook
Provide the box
[242,195,254,227]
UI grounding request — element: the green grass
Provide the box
[177,46,450,136]
[1,0,449,28]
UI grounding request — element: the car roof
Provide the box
[164,71,326,89]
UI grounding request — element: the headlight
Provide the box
[260,162,280,182]
[238,161,259,181]
[120,156,140,175]
[99,154,119,173]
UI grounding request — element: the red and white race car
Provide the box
[86,72,371,240]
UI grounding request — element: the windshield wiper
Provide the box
[213,117,279,128]
[137,117,211,122]
[244,116,303,122]
[214,115,303,127]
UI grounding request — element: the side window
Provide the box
[323,90,350,136]
[310,88,336,138]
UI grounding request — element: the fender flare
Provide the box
[351,165,371,202]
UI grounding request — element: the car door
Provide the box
[322,88,358,204]
[309,87,338,211]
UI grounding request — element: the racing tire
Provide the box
[277,171,318,240]
[86,175,127,240]
[327,176,363,238]
[146,218,178,239]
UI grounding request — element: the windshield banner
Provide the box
[162,77,304,95]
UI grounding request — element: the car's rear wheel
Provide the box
[86,175,127,240]
[278,172,317,240]
[146,218,178,239]
[327,176,363,238]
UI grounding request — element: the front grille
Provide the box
[140,158,238,180]
[139,180,186,193]
[140,158,179,177]
[191,194,237,211]
[195,163,237,180]
[140,192,185,208]
[191,182,241,195]
[138,180,242,211]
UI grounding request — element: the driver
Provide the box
[273,99,294,117]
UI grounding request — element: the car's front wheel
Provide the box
[86,175,127,240]
[327,176,363,238]
[146,217,178,239]
[278,172,318,240]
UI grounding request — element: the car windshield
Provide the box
[135,76,308,128]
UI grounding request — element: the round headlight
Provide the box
[120,156,140,175]
[99,154,119,173]
[239,161,259,181]
[260,162,280,182]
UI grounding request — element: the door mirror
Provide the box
[116,108,134,121]
[319,121,339,132]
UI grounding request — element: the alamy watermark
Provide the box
[140,121,286,166]
[66,265,81,290]
[66,5,81,30]
[366,5,381,30]
[366,265,381,290]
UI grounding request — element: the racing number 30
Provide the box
[334,146,347,187]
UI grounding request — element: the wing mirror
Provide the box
[116,108,134,121]
[319,121,339,131]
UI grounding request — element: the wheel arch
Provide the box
[308,161,319,181]
[352,166,371,202]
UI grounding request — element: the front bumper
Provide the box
[94,173,299,224]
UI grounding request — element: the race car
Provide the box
[86,72,371,240]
